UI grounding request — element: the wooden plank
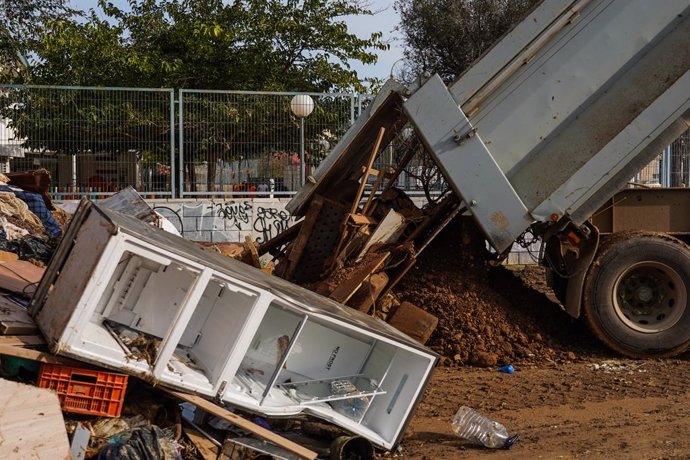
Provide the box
[332,126,386,272]
[348,213,378,226]
[380,136,419,196]
[284,196,324,280]
[0,335,45,347]
[0,261,45,297]
[327,218,354,274]
[361,168,387,215]
[347,272,389,313]
[257,220,302,256]
[162,389,318,460]
[386,301,438,345]
[405,193,456,243]
[0,250,18,262]
[329,252,390,304]
[350,127,386,215]
[415,204,464,256]
[0,343,84,366]
[362,167,380,176]
[244,236,261,269]
[0,323,37,335]
[184,426,220,460]
[0,378,71,459]
[380,256,417,299]
[356,210,407,261]
[0,296,38,335]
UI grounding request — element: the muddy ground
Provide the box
[392,219,690,459]
[402,359,690,459]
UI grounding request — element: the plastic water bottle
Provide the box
[451,406,519,449]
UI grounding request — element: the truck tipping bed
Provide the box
[288,0,690,252]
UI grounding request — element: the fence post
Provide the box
[170,90,176,199]
[350,94,356,125]
[178,89,184,198]
[662,145,672,187]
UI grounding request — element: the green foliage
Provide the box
[0,87,171,154]
[29,0,386,93]
[395,0,539,82]
[0,0,75,79]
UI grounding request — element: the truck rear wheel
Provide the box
[583,233,690,358]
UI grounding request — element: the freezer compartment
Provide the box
[59,240,266,396]
[158,275,264,394]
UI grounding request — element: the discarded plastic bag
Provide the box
[97,426,181,460]
[451,406,519,449]
[0,235,55,264]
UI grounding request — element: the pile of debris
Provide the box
[0,182,441,459]
[0,160,595,459]
[254,128,460,347]
[0,169,67,301]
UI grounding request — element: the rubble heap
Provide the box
[395,217,607,366]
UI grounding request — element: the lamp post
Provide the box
[290,94,314,185]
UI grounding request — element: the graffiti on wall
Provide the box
[208,201,252,230]
[152,205,183,233]
[252,205,292,244]
[151,199,294,242]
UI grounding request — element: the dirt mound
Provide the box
[394,217,609,366]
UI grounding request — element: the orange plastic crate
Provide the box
[38,363,128,417]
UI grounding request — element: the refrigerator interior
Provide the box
[80,247,263,395]
[159,274,263,393]
[227,301,433,446]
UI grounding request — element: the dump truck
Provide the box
[285,0,690,359]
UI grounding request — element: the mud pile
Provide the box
[394,217,608,366]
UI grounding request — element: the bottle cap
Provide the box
[503,434,520,449]
[499,364,515,374]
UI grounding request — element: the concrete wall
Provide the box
[147,198,294,244]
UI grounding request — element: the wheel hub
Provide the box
[613,261,686,333]
[636,286,654,303]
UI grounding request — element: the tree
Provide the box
[395,0,539,82]
[0,0,75,79]
[29,0,385,93]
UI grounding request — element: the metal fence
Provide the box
[0,83,688,199]
[178,90,356,197]
[0,85,174,198]
[631,130,690,187]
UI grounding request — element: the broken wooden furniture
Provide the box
[252,99,454,335]
[30,199,438,450]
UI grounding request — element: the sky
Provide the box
[69,0,406,83]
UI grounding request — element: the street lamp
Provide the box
[290,94,314,185]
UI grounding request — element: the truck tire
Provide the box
[582,233,690,358]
